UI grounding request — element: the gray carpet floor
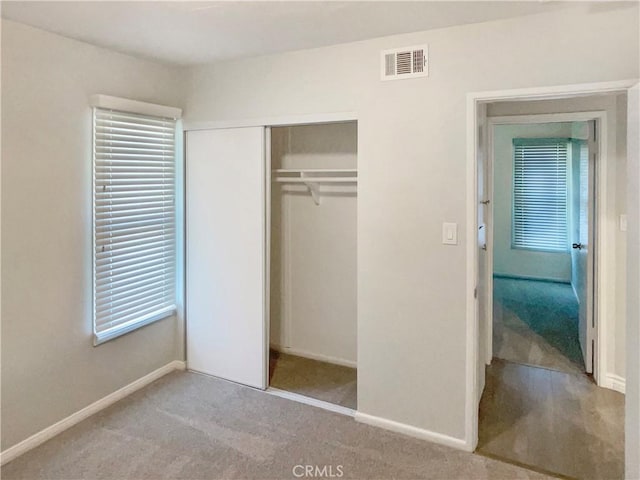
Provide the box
[2,371,552,480]
[269,351,357,409]
[493,277,584,375]
[478,359,624,480]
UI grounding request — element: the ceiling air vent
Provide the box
[381,45,428,81]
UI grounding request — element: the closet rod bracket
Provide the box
[273,169,357,206]
[301,173,321,206]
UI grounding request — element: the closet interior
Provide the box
[269,121,358,409]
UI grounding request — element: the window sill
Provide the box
[93,307,176,346]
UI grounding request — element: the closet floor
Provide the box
[269,351,357,409]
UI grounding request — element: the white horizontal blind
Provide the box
[93,107,177,343]
[512,139,569,252]
[579,141,589,246]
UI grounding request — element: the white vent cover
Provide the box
[381,45,428,81]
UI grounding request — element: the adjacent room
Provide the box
[1,2,639,479]
[493,121,588,375]
[476,103,627,478]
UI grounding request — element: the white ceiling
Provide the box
[0,1,602,66]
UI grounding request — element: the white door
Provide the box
[480,112,493,368]
[477,104,492,401]
[186,127,267,389]
[576,120,596,373]
[626,82,640,480]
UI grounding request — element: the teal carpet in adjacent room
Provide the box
[493,277,585,374]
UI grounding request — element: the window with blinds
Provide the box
[512,138,569,252]
[93,107,177,344]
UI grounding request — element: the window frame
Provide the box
[90,96,181,346]
[511,137,571,253]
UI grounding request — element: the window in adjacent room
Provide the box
[512,138,569,252]
[92,104,177,344]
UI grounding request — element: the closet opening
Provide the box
[267,121,358,411]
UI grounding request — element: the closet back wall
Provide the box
[270,123,357,366]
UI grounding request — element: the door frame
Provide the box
[183,112,358,131]
[484,111,607,377]
[263,116,359,392]
[465,78,638,451]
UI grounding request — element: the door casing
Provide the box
[466,79,637,452]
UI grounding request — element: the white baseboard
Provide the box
[270,344,357,369]
[0,360,186,466]
[603,373,626,394]
[354,412,471,452]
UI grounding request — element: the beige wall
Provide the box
[184,4,638,442]
[1,19,184,449]
[270,123,357,365]
[492,122,574,283]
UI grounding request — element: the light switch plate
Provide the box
[442,222,458,245]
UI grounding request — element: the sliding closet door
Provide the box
[186,127,267,389]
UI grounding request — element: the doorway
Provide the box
[474,103,626,478]
[267,122,358,411]
[490,120,594,377]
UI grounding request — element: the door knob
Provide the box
[572,243,583,250]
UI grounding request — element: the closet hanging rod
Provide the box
[273,168,357,174]
[272,168,356,205]
[273,177,357,183]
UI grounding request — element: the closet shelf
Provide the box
[274,168,357,173]
[272,169,357,206]
[273,177,357,183]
